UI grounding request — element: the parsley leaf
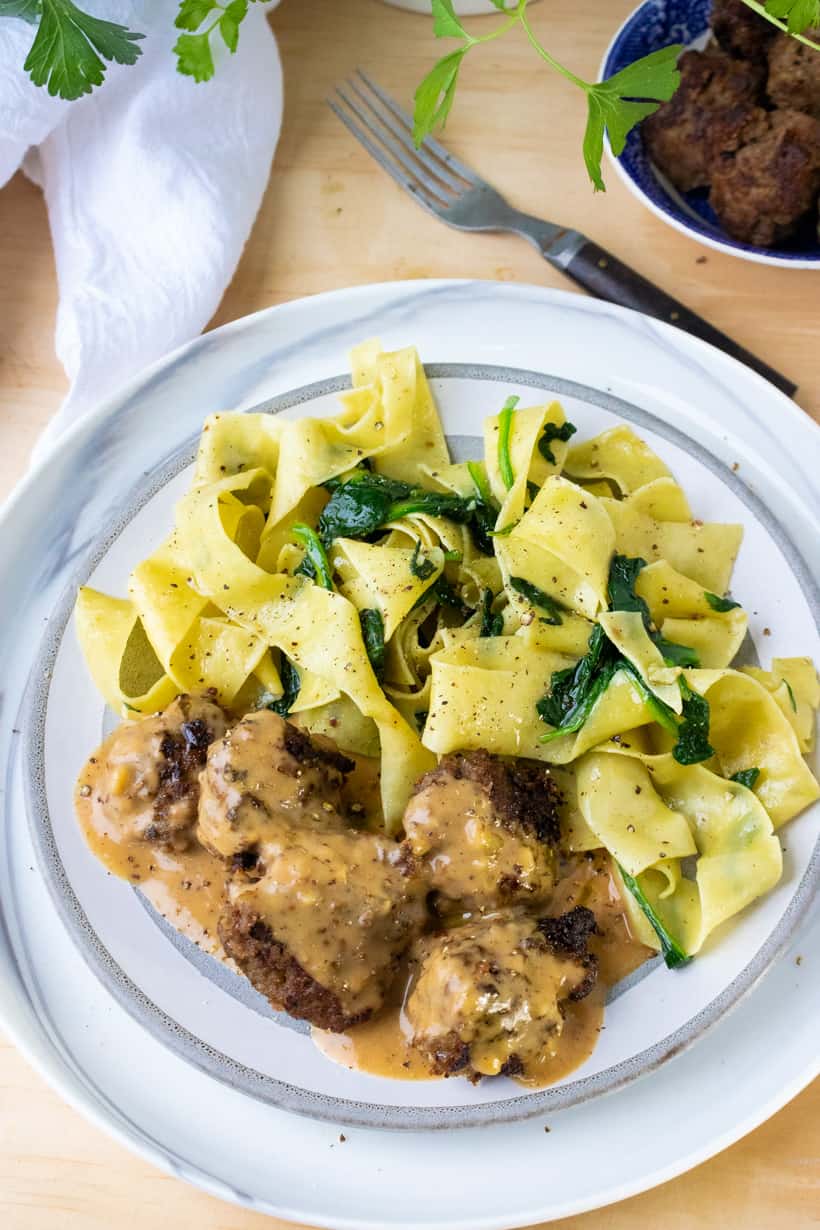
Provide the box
[173,32,214,81]
[0,0,41,23]
[730,767,761,790]
[583,45,682,192]
[173,0,254,82]
[22,0,143,99]
[763,0,820,35]
[431,0,469,40]
[175,0,217,29]
[413,0,684,191]
[538,420,577,465]
[413,48,467,143]
[704,591,741,612]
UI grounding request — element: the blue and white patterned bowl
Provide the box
[601,0,820,268]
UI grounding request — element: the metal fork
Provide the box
[329,71,796,398]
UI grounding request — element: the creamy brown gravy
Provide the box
[75,768,228,955]
[76,714,649,1090]
[314,854,652,1086]
[402,775,554,911]
[76,718,384,963]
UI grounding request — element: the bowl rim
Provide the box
[598,1,820,270]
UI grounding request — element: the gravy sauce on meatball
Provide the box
[401,751,559,915]
[75,694,231,953]
[76,699,652,1087]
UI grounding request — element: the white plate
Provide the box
[2,281,818,1224]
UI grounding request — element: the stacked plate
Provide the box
[2,281,818,1227]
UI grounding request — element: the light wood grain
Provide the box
[0,0,817,1226]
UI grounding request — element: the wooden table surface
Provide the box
[0,0,817,1226]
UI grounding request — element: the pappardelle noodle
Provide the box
[75,341,819,967]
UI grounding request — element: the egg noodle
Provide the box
[75,342,819,966]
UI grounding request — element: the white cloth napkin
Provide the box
[0,0,283,454]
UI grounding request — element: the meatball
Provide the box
[642,48,766,191]
[220,824,427,1030]
[709,109,820,244]
[401,751,560,915]
[405,908,598,1082]
[76,694,228,851]
[198,709,354,858]
[767,32,820,120]
[711,0,776,64]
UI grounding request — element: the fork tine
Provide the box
[355,69,482,187]
[328,97,448,216]
[349,76,465,193]
[333,85,453,207]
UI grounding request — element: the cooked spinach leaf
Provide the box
[414,710,429,732]
[617,864,690,969]
[319,468,496,557]
[653,635,700,669]
[318,470,474,547]
[292,523,334,590]
[497,395,519,491]
[730,767,761,789]
[267,654,301,716]
[619,661,679,734]
[466,460,500,555]
[673,678,714,765]
[359,608,385,681]
[704,591,741,612]
[608,554,650,618]
[538,419,577,464]
[537,624,618,739]
[431,575,471,615]
[509,575,565,626]
[479,588,504,637]
[410,541,437,580]
[784,678,797,712]
[608,554,699,667]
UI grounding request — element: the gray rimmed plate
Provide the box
[21,360,819,1131]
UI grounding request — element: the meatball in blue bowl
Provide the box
[601,0,820,267]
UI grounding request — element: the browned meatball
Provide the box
[76,694,229,851]
[405,908,598,1082]
[198,709,354,858]
[220,824,427,1030]
[642,48,766,191]
[709,109,820,244]
[767,32,820,119]
[401,751,560,916]
[711,0,776,64]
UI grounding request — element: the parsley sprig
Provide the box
[174,0,260,83]
[2,0,817,113]
[5,0,144,100]
[414,0,682,192]
[742,0,820,48]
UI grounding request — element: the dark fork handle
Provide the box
[560,238,797,398]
